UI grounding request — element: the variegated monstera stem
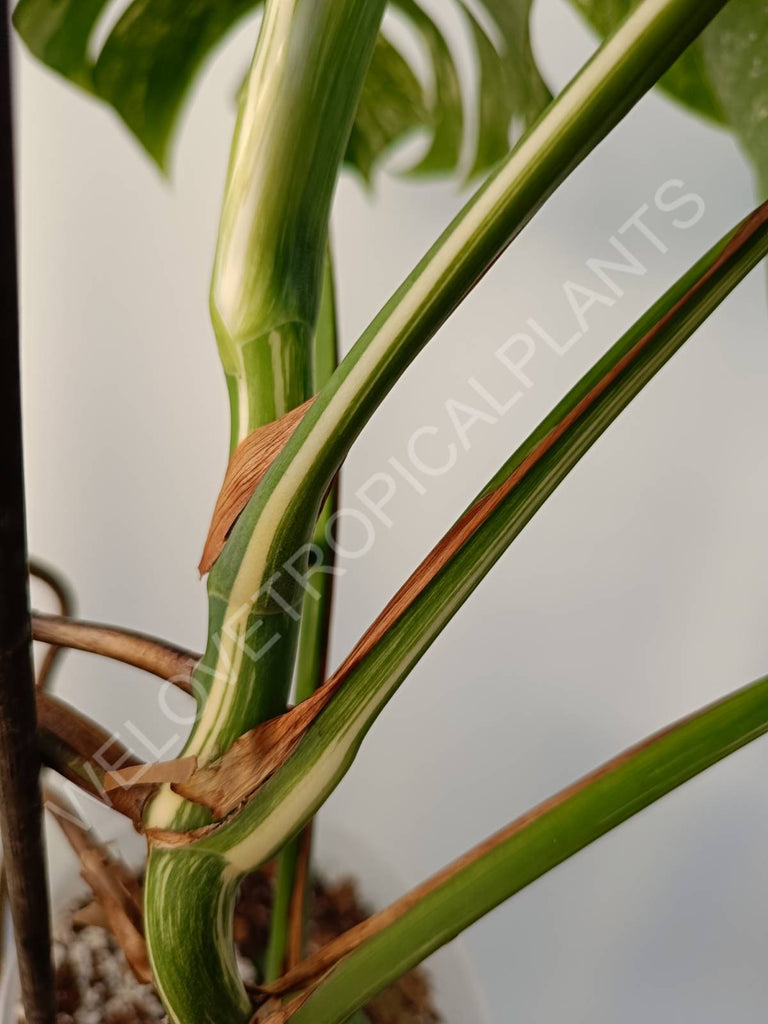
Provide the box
[145,0,386,838]
[144,2,384,1022]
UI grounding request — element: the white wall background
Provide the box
[13,1,768,1020]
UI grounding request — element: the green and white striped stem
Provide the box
[145,850,248,1024]
[211,1,383,451]
[145,0,385,834]
[265,253,341,981]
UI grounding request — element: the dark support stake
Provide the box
[0,3,55,1022]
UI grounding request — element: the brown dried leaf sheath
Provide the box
[199,397,316,575]
[102,755,198,792]
[173,698,325,815]
[253,999,290,1023]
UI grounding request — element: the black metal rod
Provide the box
[0,3,55,1020]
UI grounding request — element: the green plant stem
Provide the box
[286,672,768,1023]
[294,254,340,712]
[264,838,301,982]
[294,496,337,709]
[265,254,340,980]
[166,0,733,842]
[210,0,383,452]
[263,494,337,978]
[146,0,385,837]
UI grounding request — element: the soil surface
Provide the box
[19,869,440,1024]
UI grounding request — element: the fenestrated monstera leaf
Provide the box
[464,0,551,176]
[11,0,550,179]
[570,0,768,196]
[391,0,464,176]
[345,32,431,183]
[13,0,263,168]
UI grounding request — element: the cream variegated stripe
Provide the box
[147,615,249,826]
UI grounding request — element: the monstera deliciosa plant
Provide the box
[1,0,768,1023]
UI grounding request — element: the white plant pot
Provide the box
[1,821,489,1024]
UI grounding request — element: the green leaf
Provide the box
[570,0,768,192]
[462,3,513,175]
[482,0,553,121]
[699,0,768,197]
[92,0,262,171]
[345,32,429,184]
[464,0,552,177]
[12,0,548,177]
[392,0,464,176]
[11,0,110,86]
[13,0,262,170]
